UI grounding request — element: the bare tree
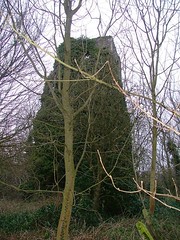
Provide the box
[0,0,44,198]
[0,0,44,142]
[119,0,180,214]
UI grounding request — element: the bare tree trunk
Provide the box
[149,100,157,214]
[56,1,82,238]
[57,178,75,239]
[93,163,103,211]
[56,14,74,240]
[56,113,75,239]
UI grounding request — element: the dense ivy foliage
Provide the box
[26,37,136,216]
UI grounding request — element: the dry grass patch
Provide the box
[69,218,139,240]
[0,229,56,240]
[0,196,57,214]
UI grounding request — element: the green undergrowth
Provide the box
[0,198,179,240]
[0,204,61,234]
[0,200,102,235]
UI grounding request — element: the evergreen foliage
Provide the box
[26,37,135,216]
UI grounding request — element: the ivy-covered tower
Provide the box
[27,36,134,216]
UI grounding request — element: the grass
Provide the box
[0,197,57,214]
[0,219,139,240]
[0,198,179,240]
